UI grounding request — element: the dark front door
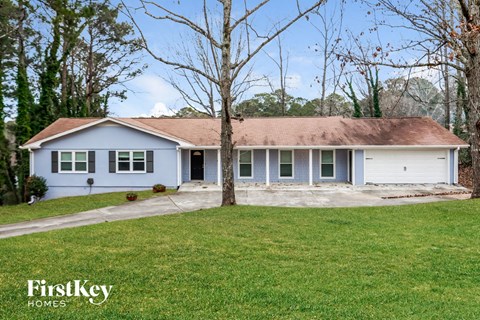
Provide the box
[190,150,204,180]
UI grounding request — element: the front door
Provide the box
[190,150,204,180]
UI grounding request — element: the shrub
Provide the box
[152,184,166,193]
[126,192,138,201]
[1,192,19,206]
[26,175,48,199]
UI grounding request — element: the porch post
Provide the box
[266,149,270,186]
[309,149,313,186]
[352,150,356,186]
[177,148,182,187]
[217,148,221,186]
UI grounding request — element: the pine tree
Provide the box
[15,0,34,201]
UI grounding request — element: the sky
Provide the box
[109,0,425,118]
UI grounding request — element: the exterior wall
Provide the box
[354,150,365,185]
[454,149,459,184]
[34,123,179,199]
[205,150,218,183]
[181,149,190,182]
[233,149,267,183]
[229,149,349,184]
[450,149,455,185]
[312,149,348,183]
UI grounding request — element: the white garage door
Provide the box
[365,149,448,184]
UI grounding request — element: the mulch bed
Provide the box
[459,165,473,189]
[382,191,471,200]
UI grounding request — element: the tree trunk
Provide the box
[220,0,235,206]
[60,40,69,117]
[465,61,480,198]
[85,26,94,116]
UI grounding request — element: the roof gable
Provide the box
[23,118,192,149]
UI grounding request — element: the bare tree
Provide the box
[122,0,325,205]
[310,2,345,116]
[166,33,219,117]
[264,36,290,116]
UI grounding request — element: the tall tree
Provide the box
[310,1,345,116]
[124,0,326,206]
[15,0,34,201]
[0,0,19,203]
[33,0,92,134]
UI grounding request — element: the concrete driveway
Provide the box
[0,183,471,239]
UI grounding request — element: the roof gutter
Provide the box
[178,144,470,150]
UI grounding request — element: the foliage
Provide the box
[26,175,48,199]
[153,184,166,192]
[0,189,176,225]
[235,91,352,117]
[344,78,362,118]
[1,200,480,318]
[369,67,382,117]
[15,0,34,202]
[175,106,211,118]
[126,192,138,200]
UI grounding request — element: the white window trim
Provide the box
[116,150,146,174]
[278,149,294,179]
[59,150,88,174]
[238,149,254,179]
[320,149,336,179]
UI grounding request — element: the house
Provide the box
[21,116,468,199]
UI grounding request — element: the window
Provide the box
[279,150,293,178]
[59,151,87,173]
[117,151,146,172]
[321,150,335,178]
[238,150,253,178]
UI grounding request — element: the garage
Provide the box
[364,149,449,184]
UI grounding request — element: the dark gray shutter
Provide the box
[51,151,58,173]
[109,151,116,173]
[146,151,154,173]
[88,151,95,173]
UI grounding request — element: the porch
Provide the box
[177,148,363,187]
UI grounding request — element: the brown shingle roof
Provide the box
[24,116,468,147]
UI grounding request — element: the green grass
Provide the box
[1,200,480,319]
[0,189,176,225]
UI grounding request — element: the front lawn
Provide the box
[1,200,479,319]
[0,189,176,225]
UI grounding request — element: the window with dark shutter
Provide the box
[146,151,154,173]
[88,151,95,173]
[109,151,116,173]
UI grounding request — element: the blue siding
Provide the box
[205,150,218,183]
[313,149,348,183]
[450,149,455,184]
[233,149,266,183]
[34,123,179,199]
[228,149,349,184]
[182,149,190,182]
[354,150,365,185]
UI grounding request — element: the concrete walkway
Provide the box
[0,184,471,239]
